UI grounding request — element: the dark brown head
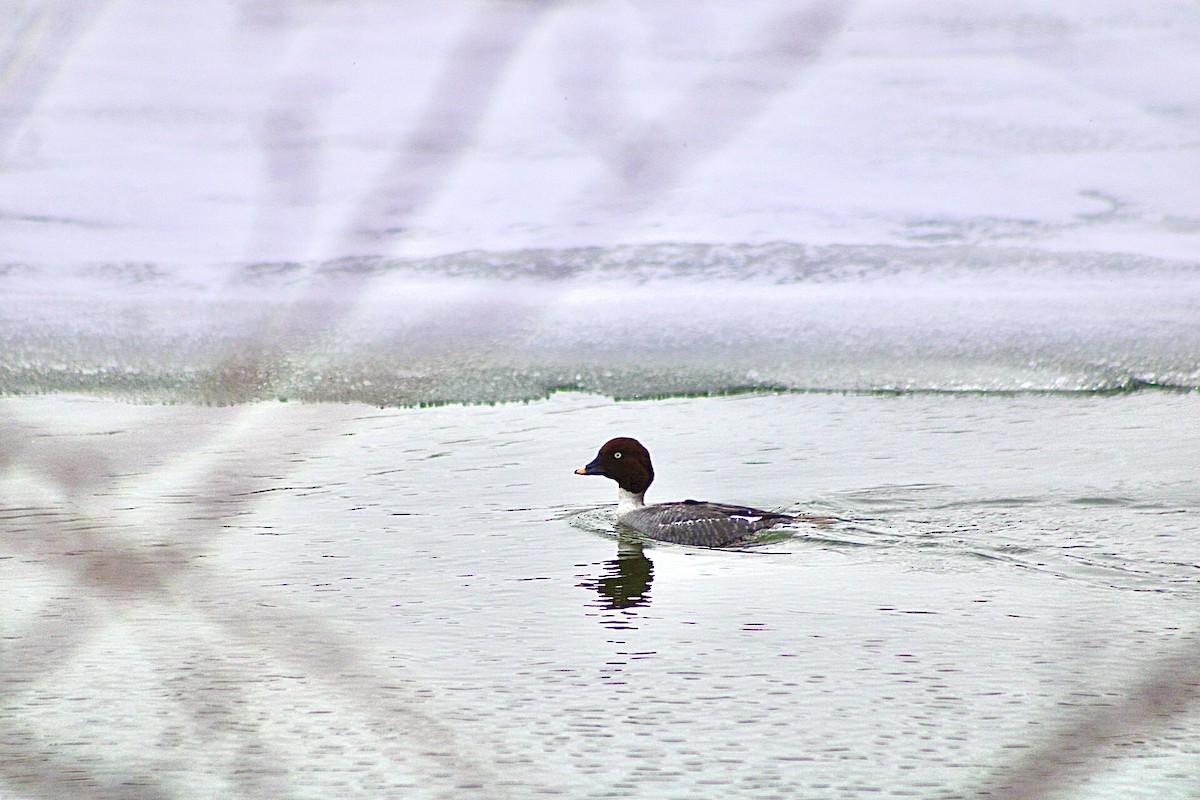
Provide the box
[574,437,655,495]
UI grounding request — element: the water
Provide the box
[3,392,1198,799]
[3,2,1200,799]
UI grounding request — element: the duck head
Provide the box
[575,437,655,495]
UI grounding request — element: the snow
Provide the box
[1,0,1198,268]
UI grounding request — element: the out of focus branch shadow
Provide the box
[559,1,849,220]
[339,0,559,250]
[0,1,111,159]
[1,406,508,798]
[226,1,561,393]
[976,639,1200,799]
[228,0,851,401]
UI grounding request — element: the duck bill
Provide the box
[575,458,605,476]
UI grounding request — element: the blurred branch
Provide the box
[977,638,1200,799]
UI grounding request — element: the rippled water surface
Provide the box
[3,391,1198,799]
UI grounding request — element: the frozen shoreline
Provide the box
[3,240,1199,403]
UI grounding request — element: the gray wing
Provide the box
[620,501,794,547]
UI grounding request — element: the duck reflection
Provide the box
[582,539,654,610]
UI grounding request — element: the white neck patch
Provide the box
[617,488,646,515]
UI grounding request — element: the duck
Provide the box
[575,437,795,547]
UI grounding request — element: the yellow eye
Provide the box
[613,452,622,459]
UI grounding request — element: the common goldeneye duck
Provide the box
[575,437,795,547]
